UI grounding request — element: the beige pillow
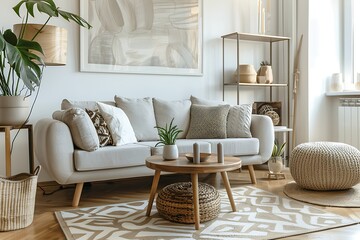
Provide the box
[52,108,99,151]
[190,95,226,106]
[153,98,191,139]
[97,102,137,146]
[227,104,252,138]
[114,96,158,141]
[186,104,230,139]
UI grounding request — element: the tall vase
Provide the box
[268,156,283,174]
[163,145,179,160]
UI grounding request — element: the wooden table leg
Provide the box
[146,170,161,216]
[191,173,200,230]
[5,127,11,177]
[221,171,237,212]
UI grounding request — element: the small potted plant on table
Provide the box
[155,118,183,160]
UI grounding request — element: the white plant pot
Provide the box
[0,96,30,126]
[163,145,179,160]
[268,156,283,174]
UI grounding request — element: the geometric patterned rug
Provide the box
[55,186,356,240]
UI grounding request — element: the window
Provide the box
[344,0,360,83]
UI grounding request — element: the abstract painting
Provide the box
[80,0,203,75]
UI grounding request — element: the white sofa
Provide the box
[35,96,274,206]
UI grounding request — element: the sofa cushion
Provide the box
[227,104,252,138]
[61,99,115,111]
[153,98,191,139]
[204,138,259,155]
[115,96,158,141]
[186,104,230,139]
[97,102,137,146]
[138,140,211,155]
[52,108,99,151]
[85,108,113,147]
[190,95,226,106]
[74,144,151,171]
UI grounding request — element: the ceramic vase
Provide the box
[257,66,273,84]
[268,156,283,174]
[0,96,30,126]
[163,145,179,160]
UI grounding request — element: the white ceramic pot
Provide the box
[163,145,179,160]
[258,66,273,84]
[268,156,283,174]
[0,96,30,126]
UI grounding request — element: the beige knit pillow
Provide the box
[186,104,230,139]
[227,104,252,138]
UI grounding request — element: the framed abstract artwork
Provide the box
[80,0,203,76]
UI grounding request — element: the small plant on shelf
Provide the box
[260,61,271,66]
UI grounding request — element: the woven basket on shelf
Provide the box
[156,182,220,224]
[0,166,41,231]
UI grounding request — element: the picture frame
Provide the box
[80,0,203,76]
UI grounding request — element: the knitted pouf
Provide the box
[156,182,220,223]
[290,142,360,190]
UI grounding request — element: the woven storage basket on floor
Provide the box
[156,182,220,224]
[290,142,360,190]
[0,166,41,231]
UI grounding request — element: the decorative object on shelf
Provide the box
[232,64,257,83]
[330,73,344,92]
[0,166,41,231]
[253,101,282,126]
[154,118,183,160]
[257,61,273,84]
[80,0,203,76]
[267,140,286,180]
[0,0,91,126]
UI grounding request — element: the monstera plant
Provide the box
[0,0,91,125]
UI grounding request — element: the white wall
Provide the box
[1,0,292,181]
[295,0,342,146]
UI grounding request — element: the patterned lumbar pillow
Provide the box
[227,104,252,138]
[186,104,231,139]
[85,108,113,147]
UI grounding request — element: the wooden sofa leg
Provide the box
[72,183,84,207]
[248,165,257,184]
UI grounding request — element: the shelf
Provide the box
[221,32,290,43]
[326,91,360,97]
[274,126,293,132]
[224,83,288,87]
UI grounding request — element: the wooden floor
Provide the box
[1,168,360,239]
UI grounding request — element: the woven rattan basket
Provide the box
[156,182,220,224]
[0,166,41,231]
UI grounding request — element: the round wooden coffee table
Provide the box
[145,154,242,230]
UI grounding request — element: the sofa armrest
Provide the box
[34,118,75,184]
[250,114,274,164]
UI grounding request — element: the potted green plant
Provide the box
[0,0,91,125]
[268,140,286,174]
[154,118,183,160]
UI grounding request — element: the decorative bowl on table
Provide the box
[185,153,211,162]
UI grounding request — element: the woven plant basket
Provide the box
[0,166,41,231]
[156,182,220,224]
